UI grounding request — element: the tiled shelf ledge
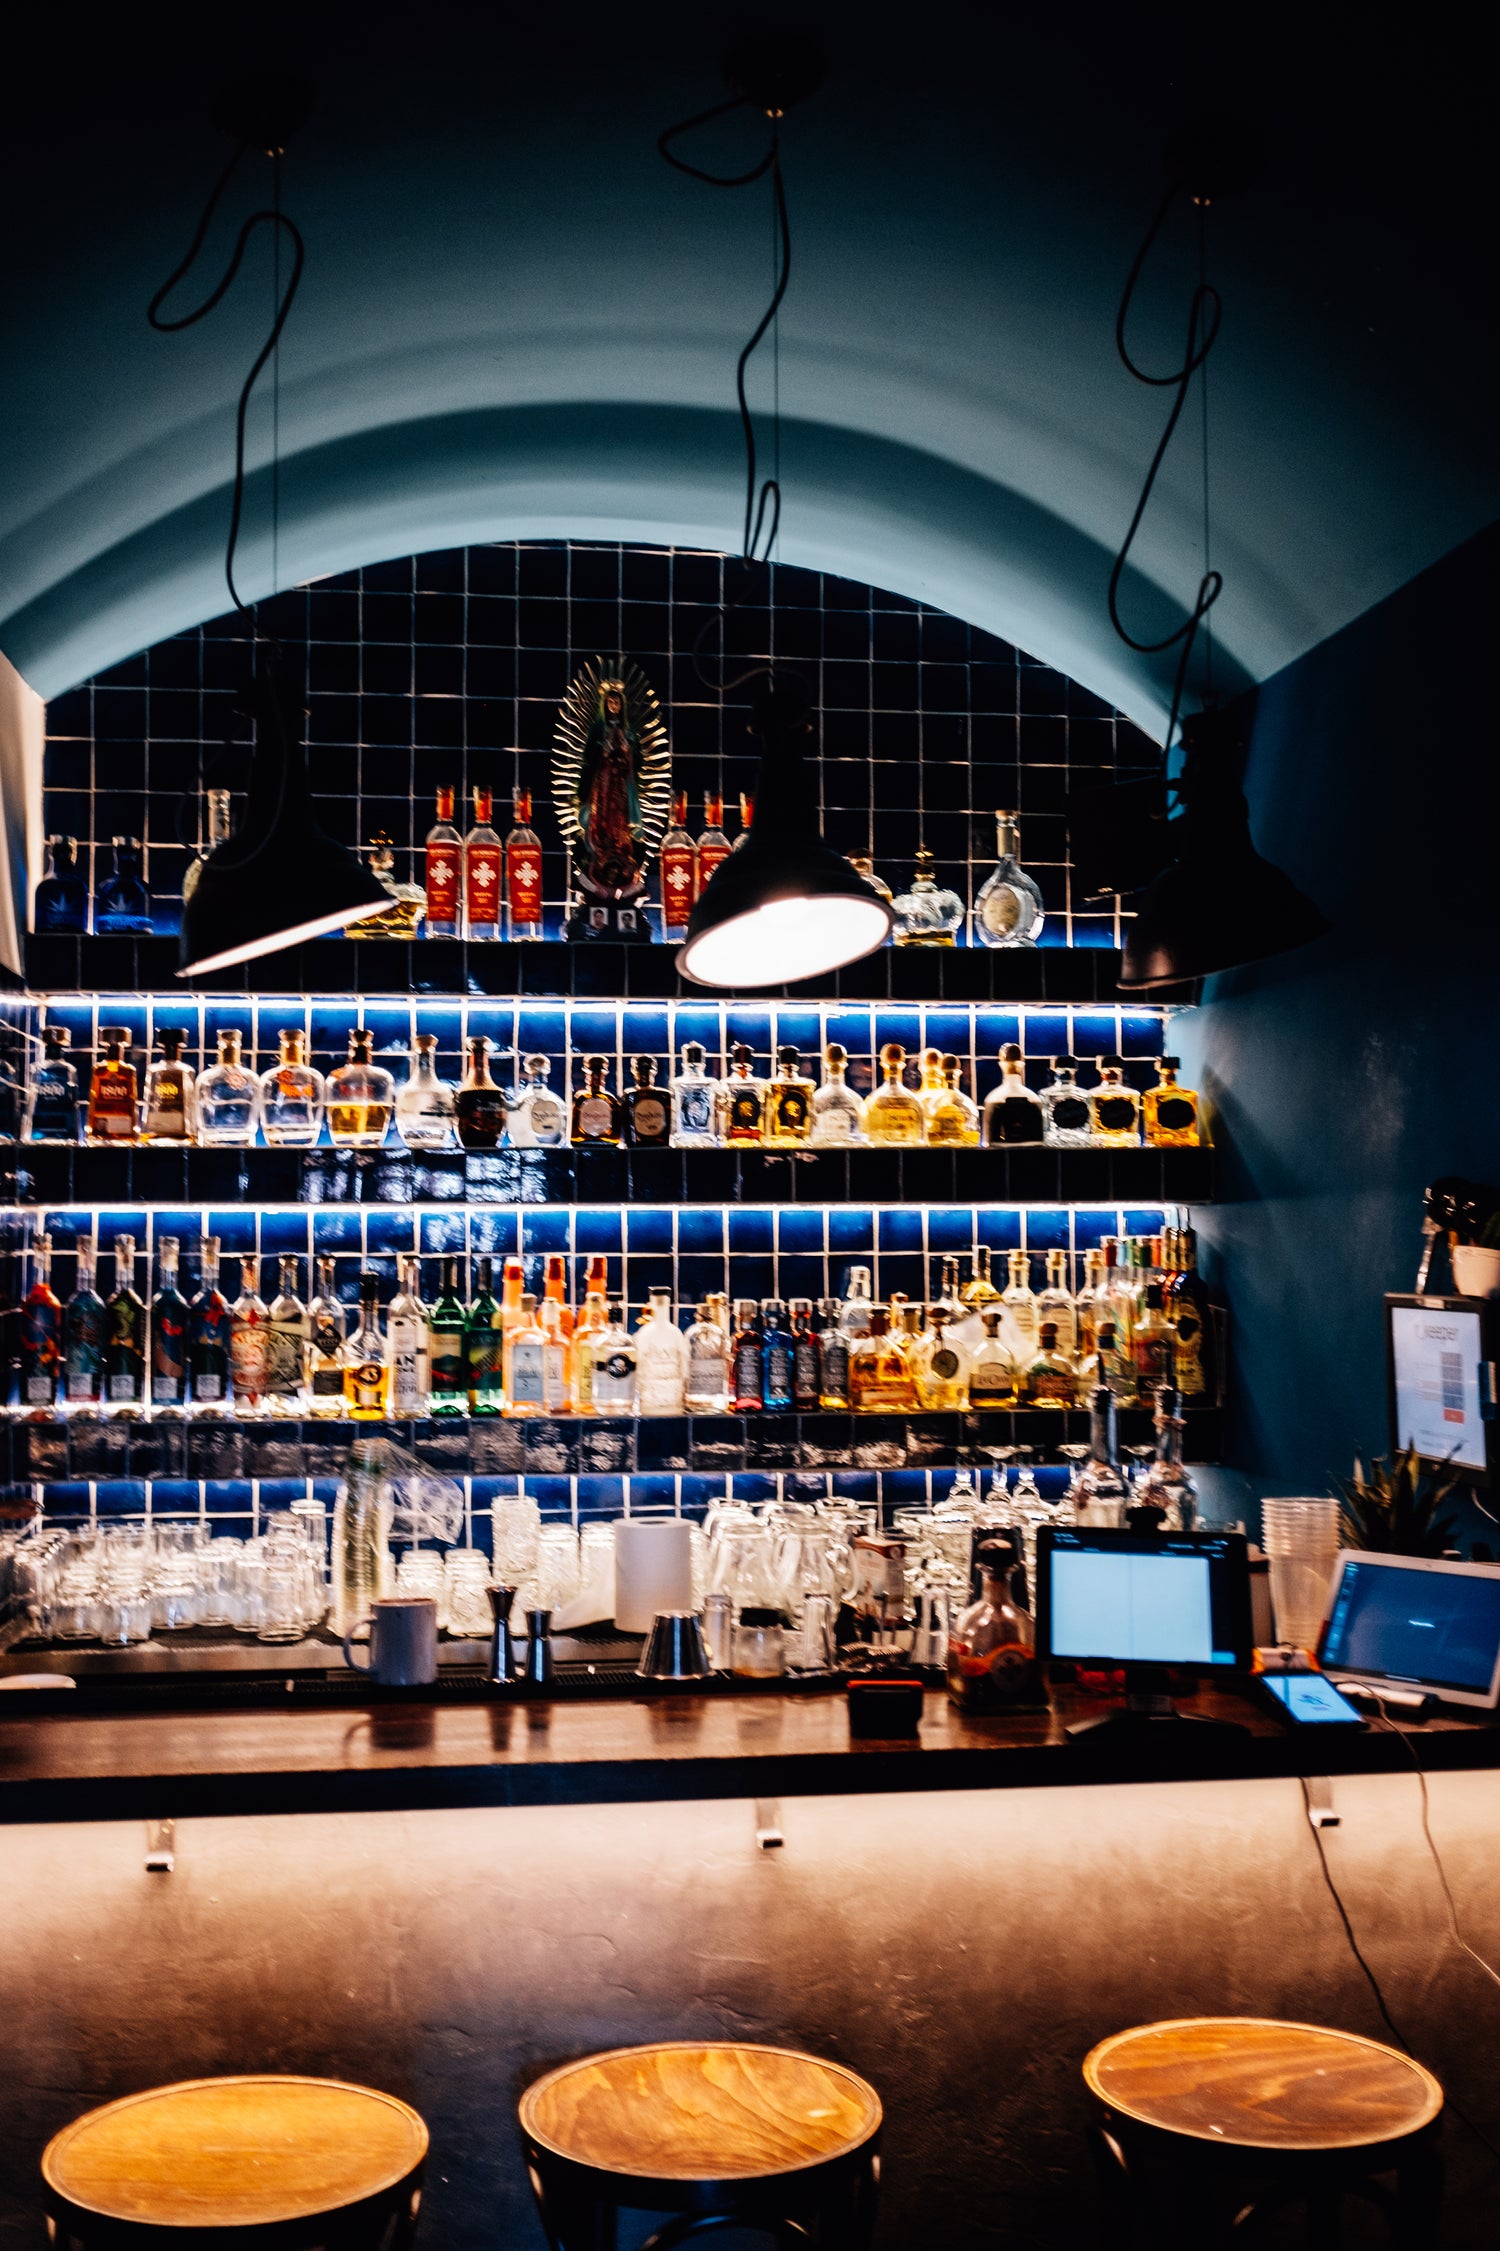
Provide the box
[22,934,1160,1007]
[8,1141,1215,1208]
[3,1406,1223,1484]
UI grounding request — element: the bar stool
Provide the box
[519,2039,882,2249]
[41,2074,428,2250]
[1083,2016,1444,2249]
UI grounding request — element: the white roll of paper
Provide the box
[613,1517,695,1634]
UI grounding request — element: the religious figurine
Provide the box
[552,658,670,940]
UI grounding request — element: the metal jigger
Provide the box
[637,1610,713,1682]
[486,1585,519,1685]
[524,1607,555,1689]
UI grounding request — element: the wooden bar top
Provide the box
[1,1681,1497,1824]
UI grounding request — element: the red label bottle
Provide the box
[425,786,462,937]
[696,793,731,897]
[505,789,543,939]
[660,793,697,931]
[465,787,503,939]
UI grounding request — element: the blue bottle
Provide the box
[93,835,153,935]
[760,1297,796,1412]
[32,835,88,933]
[26,1027,79,1140]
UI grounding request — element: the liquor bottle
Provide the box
[849,855,895,924]
[542,1253,574,1340]
[26,1026,79,1141]
[305,1256,348,1420]
[149,1237,190,1412]
[426,1258,469,1417]
[1020,1320,1076,1408]
[947,1543,1042,1712]
[659,793,697,937]
[508,1053,568,1147]
[465,1256,504,1416]
[93,835,153,935]
[1164,1226,1217,1410]
[1039,1056,1093,1148]
[890,849,962,946]
[505,790,544,940]
[809,1043,865,1146]
[917,1046,946,1123]
[326,1031,395,1148]
[1089,1055,1141,1146]
[265,1255,308,1416]
[790,1299,821,1410]
[19,1234,62,1412]
[684,1295,731,1413]
[1143,1056,1203,1148]
[141,1028,197,1143]
[736,792,755,846]
[1002,1250,1039,1357]
[1091,1315,1133,1400]
[1073,1381,1129,1528]
[717,1045,766,1145]
[816,1298,851,1408]
[538,1299,572,1412]
[31,835,88,932]
[1037,1249,1077,1359]
[730,1300,764,1411]
[464,787,503,940]
[622,1057,672,1148]
[1138,1387,1198,1529]
[455,1034,509,1150]
[912,1305,968,1410]
[960,1245,1002,1313]
[344,1276,391,1421]
[1130,1278,1175,1402]
[505,1293,548,1416]
[861,1043,925,1145]
[972,810,1045,948]
[967,1310,1016,1409]
[981,1045,1044,1146]
[696,794,731,895]
[499,1256,526,1339]
[571,1289,608,1414]
[840,1267,876,1337]
[572,1054,622,1146]
[105,1235,146,1414]
[589,1301,638,1415]
[1074,1248,1108,1362]
[669,1043,717,1147]
[64,1238,107,1409]
[197,1030,262,1146]
[230,1254,269,1414]
[394,1033,458,1151]
[182,788,233,907]
[86,1027,139,1144]
[763,1047,815,1148]
[926,1054,980,1146]
[848,1307,915,1412]
[760,1299,796,1412]
[424,786,464,938]
[259,1030,325,1147]
[188,1238,232,1414]
[637,1288,689,1414]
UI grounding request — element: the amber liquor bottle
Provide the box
[623,1057,672,1147]
[505,789,543,941]
[572,1055,622,1145]
[456,1035,509,1150]
[659,793,697,937]
[424,787,463,938]
[86,1027,139,1145]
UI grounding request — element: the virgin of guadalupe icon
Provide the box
[552,658,671,936]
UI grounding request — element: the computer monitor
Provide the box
[1035,1526,1253,1674]
[1318,1552,1500,1710]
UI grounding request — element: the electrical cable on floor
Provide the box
[1366,1694,1500,1998]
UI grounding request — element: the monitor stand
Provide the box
[1067,1665,1250,1741]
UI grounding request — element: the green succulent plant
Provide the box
[1336,1446,1464,1557]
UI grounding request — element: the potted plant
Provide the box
[1337,1447,1463,1557]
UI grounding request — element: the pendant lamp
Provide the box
[678,682,893,987]
[179,671,387,975]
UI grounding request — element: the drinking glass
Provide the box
[1261,1496,1342,1650]
[533,1524,582,1614]
[443,1549,494,1638]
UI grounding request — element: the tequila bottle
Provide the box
[65,1238,107,1410]
[1073,1381,1129,1527]
[571,1289,608,1415]
[19,1234,62,1412]
[344,1276,391,1421]
[197,1030,262,1146]
[730,1300,764,1411]
[94,835,152,934]
[183,789,233,907]
[960,1245,1002,1313]
[572,1055,622,1145]
[1002,1250,1039,1357]
[1165,1226,1217,1410]
[189,1238,232,1413]
[259,1029,325,1147]
[861,1043,925,1145]
[105,1236,146,1414]
[456,1034,508,1150]
[840,1266,876,1337]
[589,1301,638,1415]
[508,1053,568,1147]
[716,1045,766,1144]
[424,786,463,938]
[142,1028,197,1142]
[426,1257,469,1417]
[972,810,1044,948]
[891,849,962,946]
[326,1031,395,1148]
[659,792,697,936]
[538,1299,572,1413]
[504,1293,548,1416]
[790,1299,822,1409]
[763,1046,815,1147]
[505,790,544,940]
[150,1237,190,1412]
[967,1310,1016,1409]
[1138,1387,1197,1528]
[684,1295,731,1413]
[637,1288,689,1414]
[27,1026,78,1141]
[541,1253,574,1341]
[1037,1249,1078,1359]
[669,1042,717,1146]
[736,793,754,845]
[926,1054,979,1146]
[623,1056,672,1148]
[306,1255,348,1420]
[848,1308,915,1412]
[464,787,503,940]
[1020,1319,1076,1408]
[912,1306,969,1409]
[1131,1279,1175,1402]
[86,1027,139,1144]
[465,1257,504,1416]
[760,1299,796,1412]
[981,1044,1044,1146]
[816,1298,851,1408]
[916,1046,946,1122]
[1143,1056,1203,1147]
[230,1255,270,1414]
[809,1043,864,1146]
[1089,1056,1141,1146]
[1074,1248,1108,1363]
[32,835,87,932]
[265,1255,308,1415]
[696,794,731,894]
[395,1034,458,1150]
[1040,1055,1094,1147]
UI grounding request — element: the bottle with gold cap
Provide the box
[1142,1056,1203,1147]
[925,1054,980,1146]
[891,849,963,946]
[973,809,1044,948]
[861,1043,926,1145]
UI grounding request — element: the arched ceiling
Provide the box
[1,1,1494,736]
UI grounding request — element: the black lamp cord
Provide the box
[1108,181,1223,777]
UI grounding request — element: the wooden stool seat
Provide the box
[42,2075,428,2250]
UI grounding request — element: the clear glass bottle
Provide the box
[763,1046,815,1148]
[102,1235,146,1414]
[1089,1055,1141,1146]
[1074,1247,1109,1364]
[981,1044,1044,1146]
[93,835,153,934]
[230,1254,270,1414]
[637,1288,689,1414]
[150,1237,190,1413]
[670,1042,718,1146]
[465,1256,505,1417]
[1138,1387,1197,1529]
[973,810,1045,948]
[331,1435,394,1637]
[659,792,697,937]
[264,1255,308,1416]
[426,1257,468,1417]
[967,1309,1016,1409]
[188,1237,231,1414]
[1131,1279,1175,1401]
[197,1030,262,1146]
[64,1236,107,1410]
[760,1299,796,1412]
[26,1026,78,1141]
[306,1255,348,1420]
[623,1057,672,1147]
[790,1299,822,1409]
[809,1043,865,1146]
[424,786,463,938]
[696,793,731,895]
[925,1054,980,1146]
[1037,1248,1078,1360]
[505,789,544,940]
[384,1256,428,1418]
[946,1543,1040,1712]
[861,1042,925,1145]
[394,1033,458,1150]
[911,1306,969,1409]
[848,1307,915,1411]
[570,1289,608,1415]
[716,1044,766,1144]
[1143,1055,1203,1147]
[19,1234,62,1413]
[890,848,962,946]
[840,1266,876,1337]
[86,1026,139,1144]
[730,1298,764,1411]
[961,1245,1002,1314]
[32,835,88,932]
[1002,1249,1039,1358]
[1073,1381,1129,1527]
[183,789,233,908]
[141,1028,197,1142]
[344,1275,390,1420]
[504,1292,548,1416]
[589,1300,638,1416]
[572,1054,621,1145]
[464,787,503,940]
[816,1298,851,1407]
[1040,1055,1094,1148]
[1020,1319,1076,1408]
[916,1046,946,1121]
[684,1294,731,1413]
[508,1053,568,1147]
[455,1034,509,1150]
[326,1031,395,1148]
[259,1029,324,1147]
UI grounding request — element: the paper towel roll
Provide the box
[613,1518,695,1634]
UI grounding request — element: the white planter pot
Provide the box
[1451,1244,1500,1298]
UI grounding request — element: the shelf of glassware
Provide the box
[19,935,1154,1006]
[1,1404,1224,1484]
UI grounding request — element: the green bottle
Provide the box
[428,1256,469,1417]
[465,1255,504,1418]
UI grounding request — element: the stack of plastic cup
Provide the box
[1261,1496,1342,1651]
